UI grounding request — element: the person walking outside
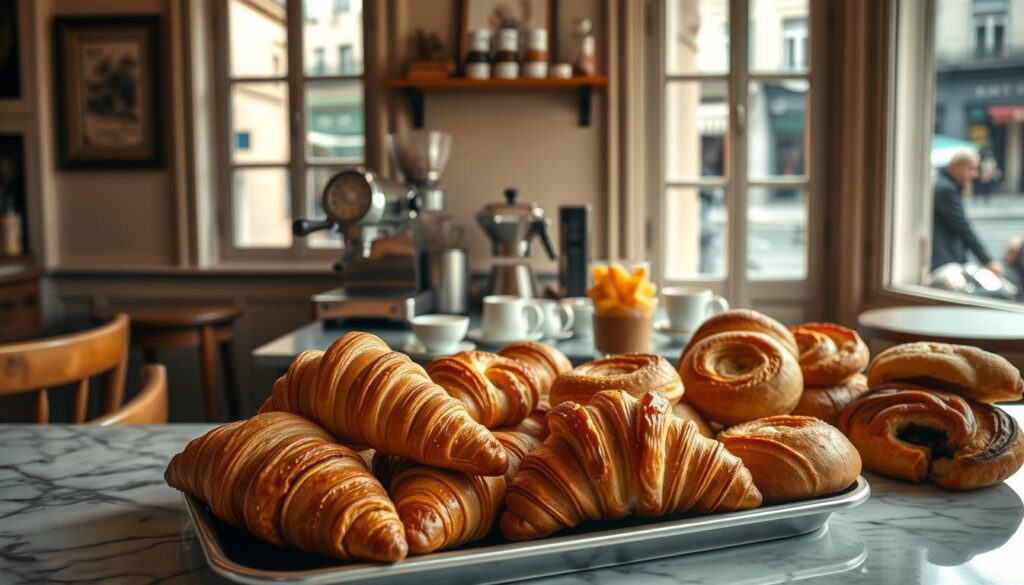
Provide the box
[931,150,1004,276]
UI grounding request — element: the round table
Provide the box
[857,306,1024,351]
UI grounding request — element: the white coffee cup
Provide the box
[481,295,544,341]
[410,314,469,354]
[661,287,729,332]
[529,299,575,338]
[560,297,594,337]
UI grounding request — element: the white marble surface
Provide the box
[1,413,1023,585]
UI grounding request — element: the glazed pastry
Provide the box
[374,431,542,554]
[791,373,871,426]
[496,409,549,440]
[866,342,1024,403]
[681,309,799,365]
[164,412,407,562]
[498,341,573,396]
[678,331,803,426]
[673,401,713,438]
[427,351,542,428]
[838,387,1024,490]
[788,323,869,385]
[501,391,762,541]
[262,332,509,476]
[718,415,862,503]
[548,353,684,408]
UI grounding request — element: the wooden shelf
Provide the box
[387,75,609,127]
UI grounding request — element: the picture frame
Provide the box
[0,0,21,101]
[53,16,164,169]
[458,0,557,66]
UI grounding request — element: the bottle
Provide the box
[493,27,520,79]
[0,198,23,257]
[572,18,596,76]
[464,29,491,80]
[523,28,549,79]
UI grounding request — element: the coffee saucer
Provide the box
[467,329,544,347]
[401,340,476,361]
[654,320,693,344]
[542,330,574,341]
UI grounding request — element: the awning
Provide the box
[988,105,1024,124]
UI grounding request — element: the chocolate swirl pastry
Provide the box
[838,386,1024,490]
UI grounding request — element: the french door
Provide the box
[647,0,827,323]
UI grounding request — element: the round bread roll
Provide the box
[678,331,802,426]
[718,415,862,503]
[791,373,871,426]
[866,342,1024,403]
[673,401,713,438]
[548,353,683,408]
[680,309,799,368]
[498,341,573,396]
[838,386,1024,490]
[788,323,869,386]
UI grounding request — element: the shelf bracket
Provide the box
[407,88,425,129]
[578,84,593,127]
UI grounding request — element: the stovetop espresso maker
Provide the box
[476,188,557,298]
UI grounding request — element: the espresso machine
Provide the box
[476,188,557,298]
[293,131,452,322]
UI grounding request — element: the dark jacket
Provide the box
[931,169,992,270]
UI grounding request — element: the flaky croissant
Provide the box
[262,331,509,476]
[427,351,541,428]
[374,431,542,554]
[496,409,549,440]
[497,341,573,396]
[501,391,762,541]
[165,412,407,562]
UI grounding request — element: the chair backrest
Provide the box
[92,364,168,425]
[0,313,129,422]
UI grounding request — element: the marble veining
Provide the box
[1,410,1023,584]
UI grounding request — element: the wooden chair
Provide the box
[92,364,168,425]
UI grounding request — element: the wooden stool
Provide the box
[100,304,242,421]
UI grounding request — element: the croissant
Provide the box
[548,353,684,408]
[501,391,762,541]
[263,331,509,476]
[427,351,541,428]
[681,309,799,365]
[374,431,542,554]
[791,373,871,426]
[866,342,1024,403]
[788,323,869,386]
[164,412,407,562]
[673,400,713,438]
[498,341,573,396]
[718,415,862,503]
[496,409,549,440]
[838,387,1024,490]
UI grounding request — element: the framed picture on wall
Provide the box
[53,16,164,169]
[0,0,21,100]
[459,0,556,64]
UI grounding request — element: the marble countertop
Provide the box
[2,415,1023,585]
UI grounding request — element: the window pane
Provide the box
[748,80,807,179]
[306,80,365,162]
[304,0,364,76]
[231,82,290,164]
[665,81,728,181]
[749,0,809,73]
[665,0,729,74]
[233,167,292,248]
[229,0,287,78]
[306,166,344,249]
[664,186,727,280]
[747,186,806,280]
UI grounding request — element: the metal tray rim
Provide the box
[186,476,870,584]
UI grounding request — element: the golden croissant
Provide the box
[374,431,542,554]
[497,341,573,396]
[501,391,762,541]
[164,412,407,562]
[427,351,542,428]
[262,331,509,476]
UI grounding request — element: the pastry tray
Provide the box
[184,476,870,585]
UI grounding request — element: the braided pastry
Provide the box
[374,431,542,554]
[791,373,871,426]
[548,353,684,408]
[866,342,1024,403]
[498,341,573,396]
[838,387,1024,490]
[788,323,869,385]
[718,415,862,502]
[678,331,803,426]
[501,391,762,541]
[427,351,542,428]
[263,331,509,476]
[165,412,407,562]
